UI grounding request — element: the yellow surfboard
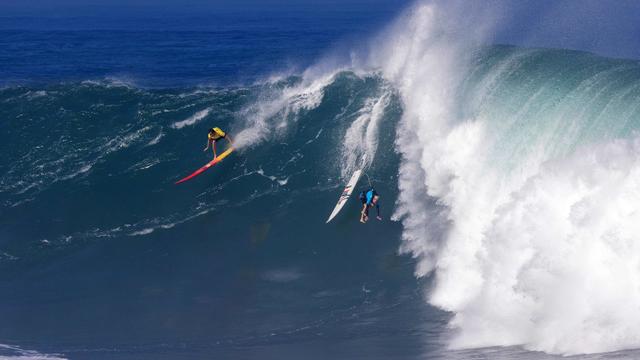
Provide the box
[175,147,234,184]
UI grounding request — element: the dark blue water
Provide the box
[0,12,391,87]
[0,10,449,360]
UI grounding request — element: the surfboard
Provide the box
[175,147,234,184]
[326,163,365,223]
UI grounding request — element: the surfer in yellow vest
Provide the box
[203,127,233,160]
[359,187,382,223]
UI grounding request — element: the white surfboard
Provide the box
[326,157,366,223]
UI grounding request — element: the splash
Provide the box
[341,88,391,177]
[233,74,334,149]
[377,0,640,355]
[171,108,211,129]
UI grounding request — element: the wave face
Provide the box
[0,74,398,248]
[380,3,640,355]
[0,75,419,360]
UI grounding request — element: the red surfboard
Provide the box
[175,147,234,184]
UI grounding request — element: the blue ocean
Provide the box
[3,3,640,359]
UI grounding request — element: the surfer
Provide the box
[176,128,234,184]
[204,127,233,160]
[359,187,382,223]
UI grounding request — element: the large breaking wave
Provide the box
[375,2,640,355]
[3,1,640,357]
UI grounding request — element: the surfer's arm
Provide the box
[375,203,382,220]
[226,135,234,147]
[203,139,212,151]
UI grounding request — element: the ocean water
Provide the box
[3,3,640,360]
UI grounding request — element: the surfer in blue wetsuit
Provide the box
[204,127,233,160]
[359,187,382,223]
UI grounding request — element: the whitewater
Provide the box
[372,2,640,355]
[3,1,640,359]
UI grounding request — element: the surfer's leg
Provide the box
[363,204,371,223]
[360,204,367,223]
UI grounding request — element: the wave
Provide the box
[233,74,334,149]
[377,1,640,355]
[4,5,640,355]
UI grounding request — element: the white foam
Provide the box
[440,137,640,353]
[256,168,289,186]
[233,74,334,149]
[341,89,390,178]
[171,108,211,129]
[147,130,164,146]
[376,1,640,355]
[0,344,67,360]
[277,178,289,186]
[130,228,155,236]
[24,90,47,99]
